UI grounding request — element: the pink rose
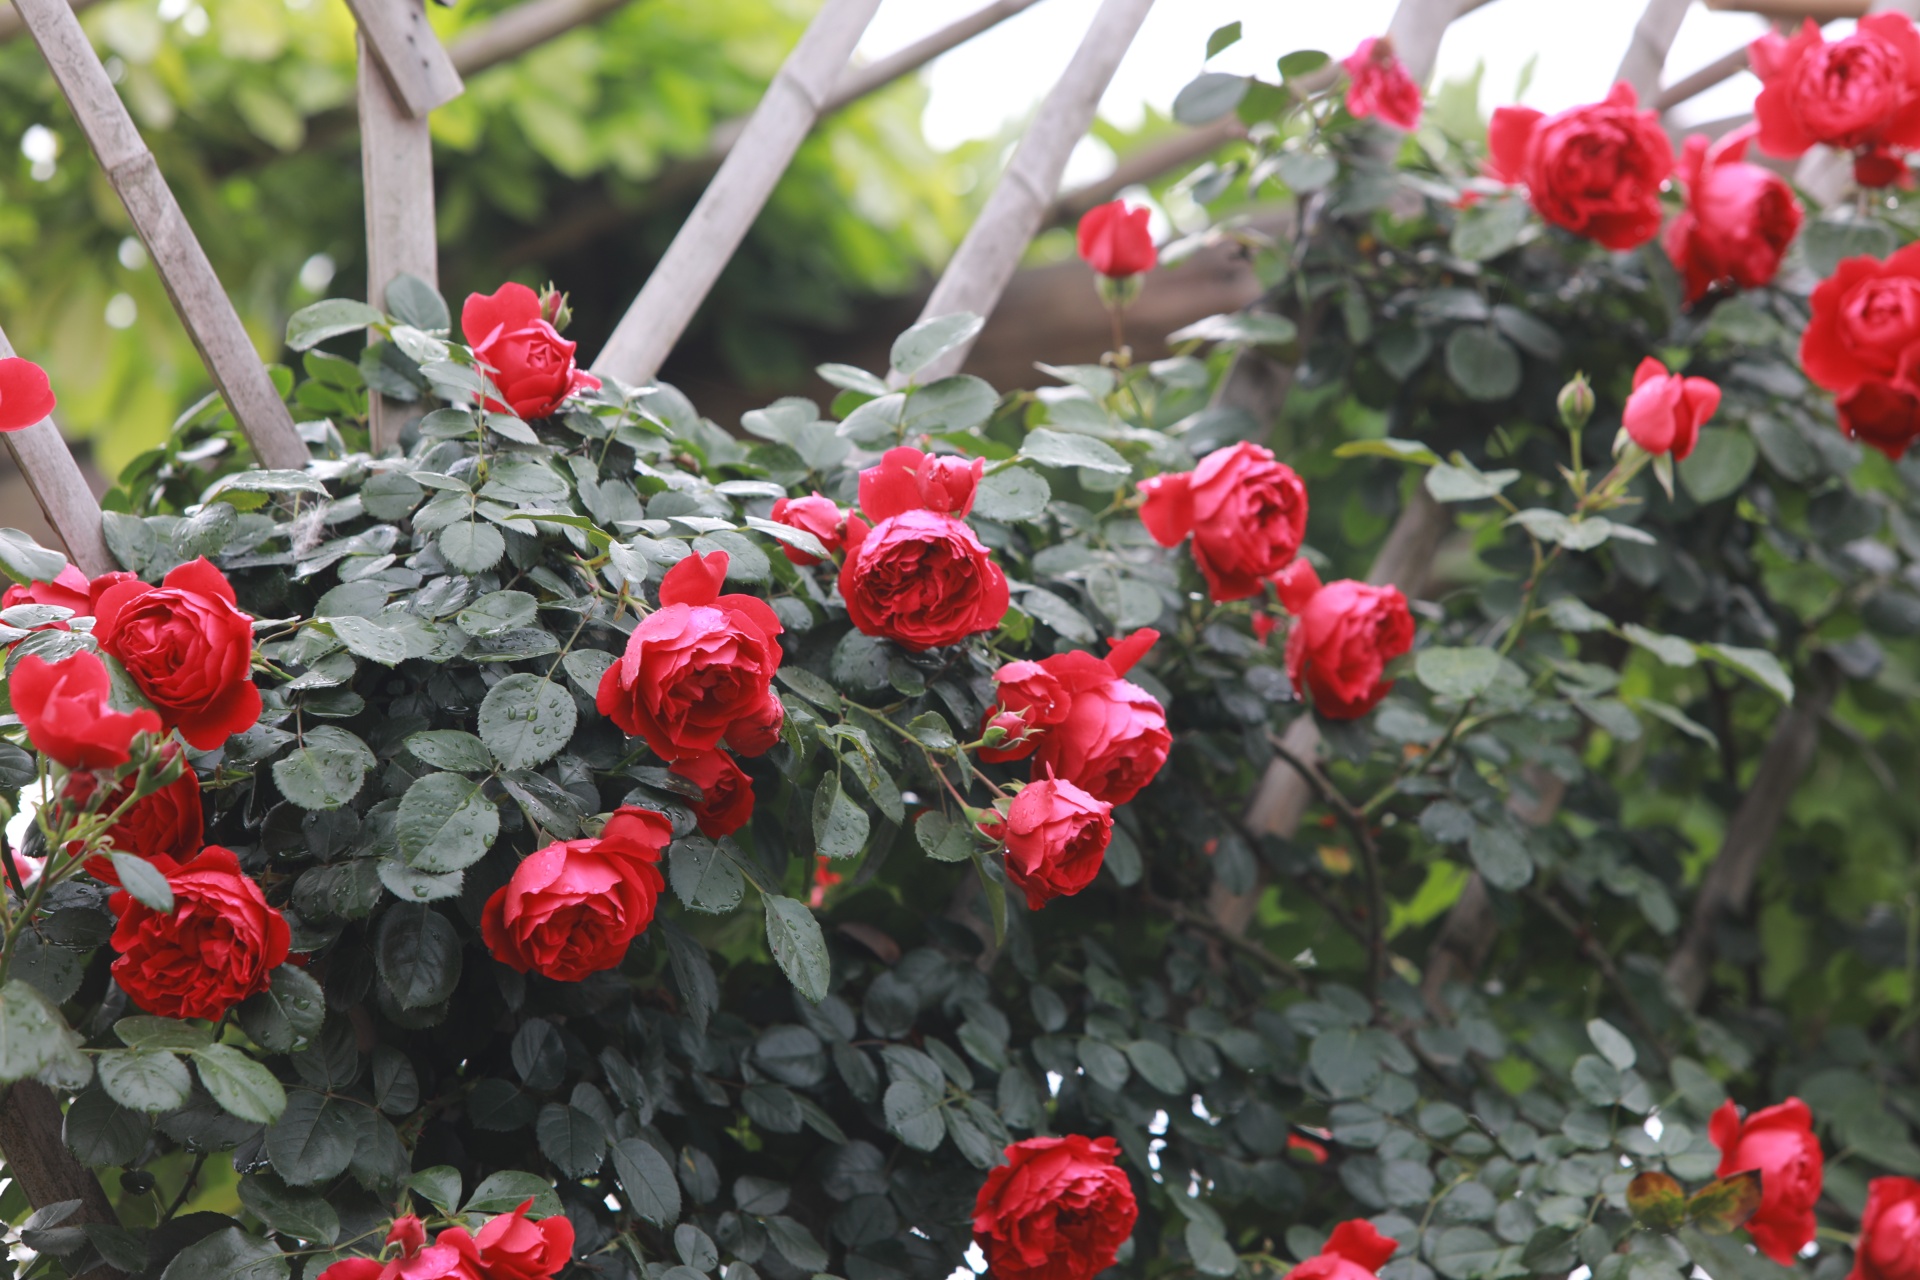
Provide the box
[859,446,983,520]
[1139,442,1308,603]
[1343,37,1422,130]
[768,493,848,565]
[1622,358,1720,460]
[982,776,1114,910]
[461,283,601,420]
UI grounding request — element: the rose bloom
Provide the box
[1803,243,1920,391]
[1839,379,1920,459]
[0,356,56,433]
[983,776,1114,910]
[840,510,1009,651]
[768,493,847,565]
[1343,37,1422,131]
[860,445,983,521]
[462,283,601,420]
[984,630,1170,805]
[1138,441,1309,602]
[1711,1097,1824,1265]
[1288,1132,1330,1164]
[318,1218,485,1280]
[474,1200,574,1280]
[65,744,203,884]
[972,1135,1138,1280]
[597,551,784,761]
[1487,82,1674,251]
[10,651,161,770]
[1665,127,1803,307]
[1076,201,1157,279]
[1285,576,1415,720]
[977,660,1073,765]
[670,751,754,838]
[1623,358,1721,460]
[1751,15,1920,186]
[482,805,669,982]
[1854,1177,1920,1280]
[94,558,261,751]
[1293,1221,1399,1280]
[110,846,290,1021]
[1,564,135,631]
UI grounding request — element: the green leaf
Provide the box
[376,905,463,1009]
[1426,462,1519,504]
[238,966,326,1055]
[323,614,414,667]
[464,1171,563,1217]
[815,363,889,397]
[612,1138,682,1225]
[765,1216,829,1273]
[1173,72,1249,124]
[1468,825,1533,891]
[240,1174,341,1245]
[1622,623,1698,668]
[1586,1018,1636,1071]
[1450,195,1532,262]
[1277,48,1330,78]
[1678,428,1757,505]
[286,299,383,351]
[272,727,376,811]
[1308,1027,1381,1098]
[439,521,505,573]
[407,1166,462,1213]
[891,314,984,378]
[1640,698,1718,747]
[915,811,977,863]
[882,1078,945,1150]
[1445,327,1522,401]
[397,772,499,873]
[0,980,73,1083]
[98,1048,191,1113]
[206,470,330,499]
[0,529,67,587]
[1415,647,1502,700]
[971,466,1050,522]
[1627,1171,1687,1231]
[744,516,831,562]
[196,1044,288,1124]
[405,730,492,773]
[536,1103,608,1179]
[669,838,744,913]
[764,895,830,1003]
[811,774,870,860]
[1801,217,1897,278]
[457,590,538,638]
[1125,1040,1187,1094]
[1206,20,1242,57]
[112,853,175,911]
[116,1017,216,1051]
[1018,428,1130,474]
[1687,1169,1764,1234]
[384,273,448,331]
[1431,1227,1505,1280]
[1168,311,1297,347]
[478,674,577,771]
[1186,1216,1239,1277]
[159,1227,288,1280]
[903,375,998,434]
[1333,437,1441,465]
[1018,586,1096,642]
[1703,643,1794,702]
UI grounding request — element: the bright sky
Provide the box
[857,0,1798,177]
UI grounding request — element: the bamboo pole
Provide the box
[1616,0,1693,103]
[12,0,308,470]
[899,0,1157,385]
[589,0,884,386]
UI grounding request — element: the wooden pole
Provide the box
[822,0,1044,114]
[0,0,101,45]
[12,0,308,470]
[445,0,631,77]
[1655,44,1749,113]
[0,326,110,576]
[1616,0,1693,103]
[341,0,463,118]
[900,0,1156,385]
[589,0,884,386]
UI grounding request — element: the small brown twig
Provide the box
[1267,730,1387,1001]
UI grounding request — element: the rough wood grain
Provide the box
[0,0,100,45]
[357,27,440,453]
[901,0,1156,385]
[0,1081,122,1280]
[1616,0,1693,103]
[342,0,463,118]
[1655,44,1749,113]
[0,325,110,575]
[589,0,883,385]
[14,0,306,470]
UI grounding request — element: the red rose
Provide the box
[1138,441,1309,603]
[0,357,55,433]
[1076,201,1157,279]
[972,1135,1137,1280]
[481,805,669,982]
[109,846,290,1020]
[977,660,1073,765]
[1854,1178,1920,1280]
[1275,559,1324,615]
[769,493,848,565]
[1803,244,1920,392]
[1033,630,1170,805]
[64,743,203,884]
[94,558,261,751]
[596,551,784,761]
[1751,15,1920,186]
[1284,579,1414,720]
[840,510,1009,651]
[982,776,1113,910]
[1665,127,1803,306]
[669,752,754,838]
[1839,379,1920,459]
[0,564,135,631]
[1293,1221,1398,1280]
[1342,37,1421,131]
[475,1200,574,1280]
[461,283,602,420]
[860,446,984,521]
[1711,1097,1824,1264]
[317,1221,485,1280]
[1486,82,1674,251]
[808,853,842,908]
[387,1218,428,1259]
[1287,1132,1330,1164]
[9,651,161,770]
[1623,358,1720,460]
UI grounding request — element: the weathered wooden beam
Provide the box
[0,1082,123,1280]
[445,0,631,77]
[824,0,1043,114]
[13,0,307,470]
[1388,0,1473,84]
[1656,44,1749,113]
[1616,0,1693,103]
[1703,0,1864,14]
[0,0,100,46]
[901,0,1156,384]
[590,0,884,386]
[0,327,110,575]
[341,0,462,118]
[1047,116,1248,227]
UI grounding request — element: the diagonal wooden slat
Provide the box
[12,0,308,470]
[589,0,884,386]
[444,0,632,77]
[0,334,110,577]
[898,0,1156,385]
[1616,0,1693,102]
[822,0,1043,114]
[343,0,463,117]
[1656,43,1748,112]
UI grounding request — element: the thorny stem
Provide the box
[161,1151,208,1223]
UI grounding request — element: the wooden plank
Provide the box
[0,324,110,575]
[357,24,440,453]
[445,0,630,77]
[589,0,884,386]
[898,0,1156,385]
[1388,0,1473,85]
[1616,0,1693,103]
[1656,44,1749,113]
[341,0,462,118]
[13,0,307,470]
[0,0,101,46]
[821,0,1045,115]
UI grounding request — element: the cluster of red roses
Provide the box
[319,1203,571,1280]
